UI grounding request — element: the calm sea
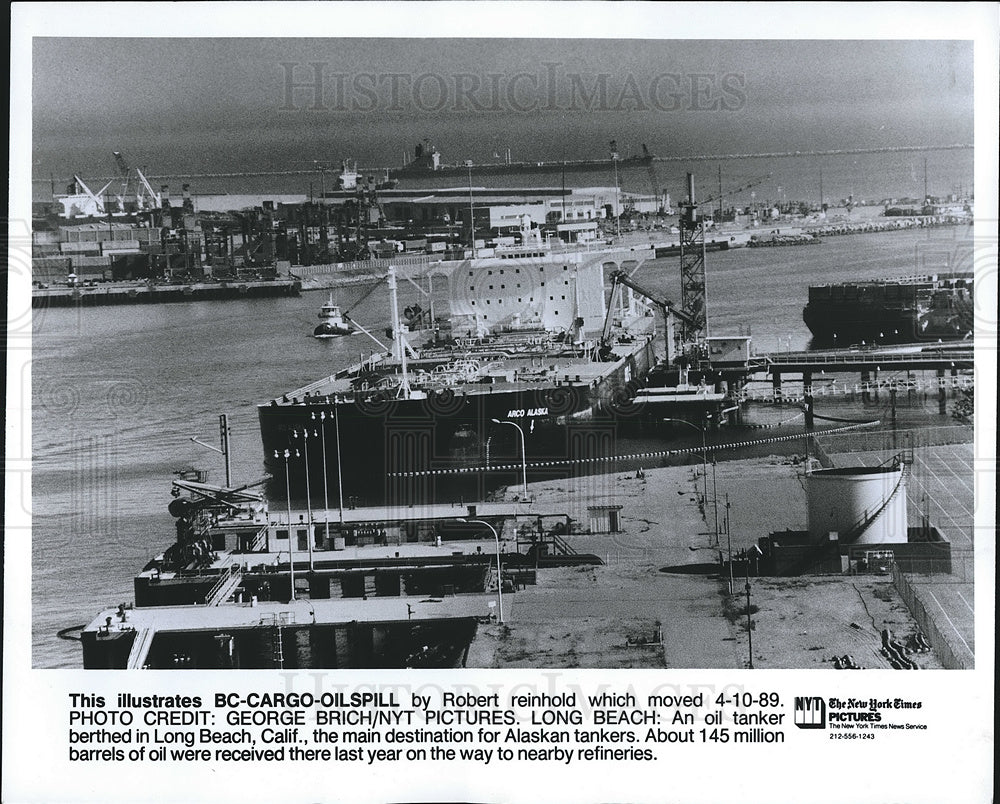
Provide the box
[30,219,974,667]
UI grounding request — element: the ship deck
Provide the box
[150,498,583,578]
[149,538,507,584]
[269,326,655,405]
[85,593,495,639]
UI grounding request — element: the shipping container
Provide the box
[59,241,102,254]
[101,239,141,253]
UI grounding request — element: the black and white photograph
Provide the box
[5,3,996,803]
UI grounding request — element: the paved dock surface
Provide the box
[467,451,953,669]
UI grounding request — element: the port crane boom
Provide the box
[112,151,162,210]
[601,269,699,365]
[72,174,113,215]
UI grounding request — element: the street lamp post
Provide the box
[725,493,734,595]
[745,555,754,669]
[711,456,720,548]
[292,429,316,570]
[312,412,332,546]
[663,418,708,515]
[334,405,345,519]
[708,404,739,549]
[458,518,503,624]
[492,418,527,499]
[275,449,296,601]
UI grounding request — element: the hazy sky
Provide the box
[33,38,973,176]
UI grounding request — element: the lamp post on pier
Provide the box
[711,456,720,547]
[663,418,708,517]
[745,555,754,669]
[492,418,527,499]
[312,412,333,547]
[707,404,740,548]
[292,428,317,570]
[458,518,503,624]
[322,404,347,521]
[274,449,296,601]
[724,493,734,596]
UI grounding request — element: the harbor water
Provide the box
[30,225,976,667]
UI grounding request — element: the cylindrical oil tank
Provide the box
[806,465,907,544]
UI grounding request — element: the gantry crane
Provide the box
[677,171,771,342]
[677,173,709,344]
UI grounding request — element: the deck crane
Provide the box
[599,269,700,366]
[112,151,132,211]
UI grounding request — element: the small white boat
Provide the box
[313,294,353,338]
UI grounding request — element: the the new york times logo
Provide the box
[797,697,905,730]
[793,696,826,729]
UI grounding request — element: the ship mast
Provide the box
[387,266,411,398]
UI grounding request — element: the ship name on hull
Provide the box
[506,407,548,418]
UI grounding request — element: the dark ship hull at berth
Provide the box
[82,612,478,669]
[803,274,974,346]
[259,245,661,505]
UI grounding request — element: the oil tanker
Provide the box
[258,241,668,506]
[389,142,654,179]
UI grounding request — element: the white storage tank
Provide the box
[806,465,907,544]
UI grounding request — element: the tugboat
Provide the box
[313,294,353,338]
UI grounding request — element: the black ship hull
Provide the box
[803,303,923,345]
[82,617,478,669]
[803,277,974,346]
[259,346,654,506]
[32,278,301,308]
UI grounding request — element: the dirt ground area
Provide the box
[724,575,942,670]
[466,457,944,669]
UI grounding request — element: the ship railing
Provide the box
[548,532,578,556]
[248,529,268,553]
[175,549,233,579]
[764,348,973,367]
[204,563,243,606]
[125,627,156,670]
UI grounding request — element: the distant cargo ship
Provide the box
[389,142,654,179]
[32,276,301,307]
[803,274,974,345]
